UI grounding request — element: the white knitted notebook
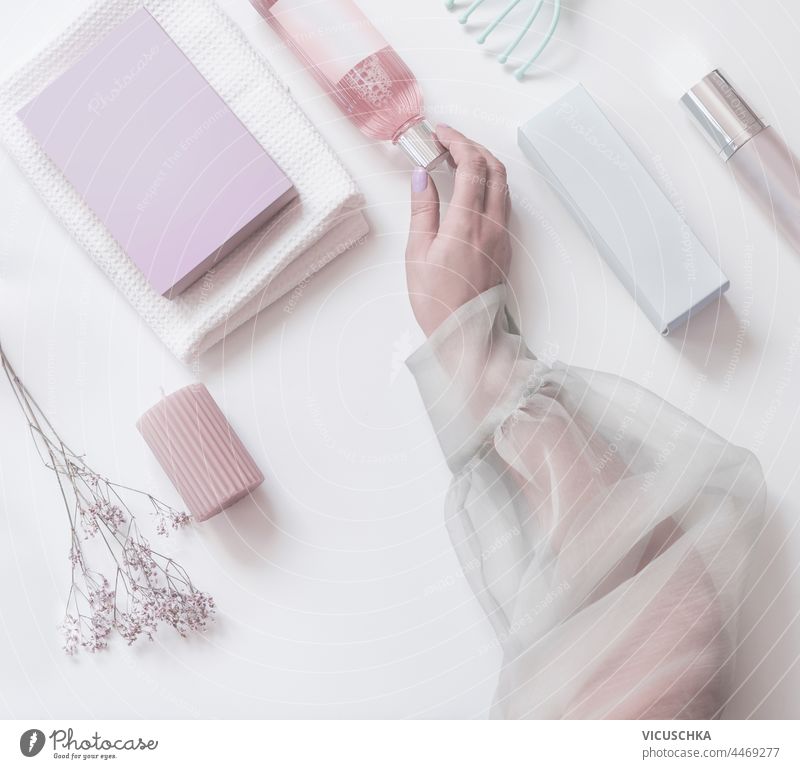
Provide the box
[0,0,369,363]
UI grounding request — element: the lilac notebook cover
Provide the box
[18,8,296,297]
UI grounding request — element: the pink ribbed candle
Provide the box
[137,384,264,522]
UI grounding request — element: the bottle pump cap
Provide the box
[396,119,449,170]
[681,69,767,161]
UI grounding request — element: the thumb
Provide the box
[407,167,440,257]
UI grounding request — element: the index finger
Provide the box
[435,124,489,215]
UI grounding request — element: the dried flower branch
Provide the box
[0,341,214,655]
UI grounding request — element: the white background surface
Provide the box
[1,0,798,719]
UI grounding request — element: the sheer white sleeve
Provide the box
[406,284,765,719]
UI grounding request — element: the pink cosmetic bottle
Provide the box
[682,69,800,255]
[249,0,448,169]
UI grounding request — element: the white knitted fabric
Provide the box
[0,0,369,363]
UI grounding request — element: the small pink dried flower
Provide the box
[1,342,215,655]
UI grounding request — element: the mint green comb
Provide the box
[445,0,562,80]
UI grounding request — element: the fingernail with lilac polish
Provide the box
[412,167,428,192]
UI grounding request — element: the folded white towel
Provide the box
[0,0,369,363]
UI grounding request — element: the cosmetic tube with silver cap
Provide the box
[682,69,800,254]
[250,0,448,170]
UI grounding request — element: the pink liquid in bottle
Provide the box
[249,0,448,169]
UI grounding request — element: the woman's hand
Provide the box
[405,125,512,337]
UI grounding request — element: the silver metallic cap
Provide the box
[395,119,449,170]
[681,69,767,161]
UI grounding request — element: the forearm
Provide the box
[406,283,547,472]
[406,286,766,719]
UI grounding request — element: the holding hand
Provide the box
[405,125,512,336]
